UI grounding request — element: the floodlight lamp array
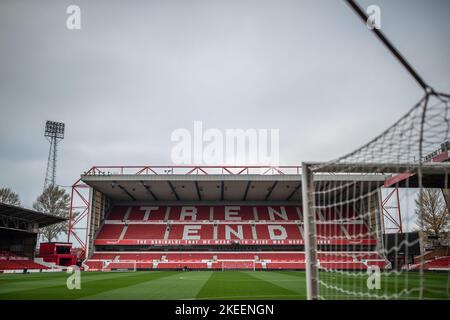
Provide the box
[44,120,65,139]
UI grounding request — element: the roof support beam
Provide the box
[168,181,180,200]
[117,184,136,201]
[195,181,202,201]
[286,182,302,201]
[265,181,278,201]
[220,181,225,201]
[140,181,158,201]
[0,203,65,228]
[242,181,251,201]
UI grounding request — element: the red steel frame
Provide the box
[69,150,450,256]
[67,165,302,258]
[380,149,449,234]
[67,177,90,255]
[79,165,302,176]
[73,160,450,255]
[381,188,403,233]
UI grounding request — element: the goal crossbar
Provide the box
[307,162,450,174]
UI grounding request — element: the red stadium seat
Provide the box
[169,206,210,221]
[84,260,104,271]
[256,206,301,221]
[107,206,129,220]
[217,224,253,240]
[217,252,255,260]
[255,224,302,240]
[0,250,49,271]
[168,224,213,239]
[97,224,124,239]
[213,206,255,221]
[87,204,386,271]
[124,224,166,239]
[410,256,450,270]
[85,250,386,271]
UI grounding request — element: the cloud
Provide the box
[0,0,449,219]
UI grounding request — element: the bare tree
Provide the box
[415,188,450,237]
[33,185,74,242]
[0,187,21,206]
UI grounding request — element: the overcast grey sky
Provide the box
[1,0,449,210]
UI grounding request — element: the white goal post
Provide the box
[301,90,450,300]
[102,260,137,272]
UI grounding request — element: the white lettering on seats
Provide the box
[268,225,287,240]
[225,206,241,220]
[180,207,197,220]
[140,206,159,220]
[267,206,288,221]
[225,225,243,239]
[183,225,201,240]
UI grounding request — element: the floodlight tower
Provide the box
[44,121,65,189]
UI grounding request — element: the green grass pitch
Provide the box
[0,271,448,300]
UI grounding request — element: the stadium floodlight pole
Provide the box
[44,120,65,189]
[344,0,431,93]
[302,162,320,300]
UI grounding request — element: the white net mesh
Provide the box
[105,260,138,272]
[221,260,255,271]
[303,91,450,300]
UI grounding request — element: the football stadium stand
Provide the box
[422,256,450,270]
[91,206,376,245]
[410,256,450,271]
[0,250,49,271]
[84,204,386,271]
[66,166,390,271]
[0,202,67,272]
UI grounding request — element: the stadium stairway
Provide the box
[33,257,65,271]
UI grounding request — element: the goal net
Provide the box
[302,91,450,300]
[221,260,255,271]
[103,260,137,272]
